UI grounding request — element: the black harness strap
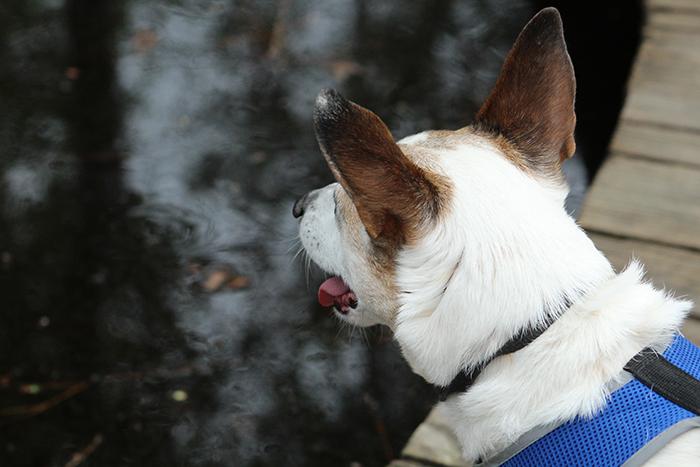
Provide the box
[438,301,570,401]
[624,348,700,416]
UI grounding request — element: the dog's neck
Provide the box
[393,158,618,386]
[392,146,622,386]
[441,262,691,461]
[391,212,612,386]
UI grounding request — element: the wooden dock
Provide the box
[390,1,700,465]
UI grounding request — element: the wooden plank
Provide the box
[622,29,700,129]
[647,0,700,14]
[645,7,700,34]
[684,317,700,345]
[646,10,700,34]
[611,120,700,167]
[590,233,700,318]
[580,156,700,250]
[400,405,470,467]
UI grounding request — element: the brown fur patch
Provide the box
[475,8,576,179]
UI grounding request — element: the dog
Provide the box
[293,8,700,466]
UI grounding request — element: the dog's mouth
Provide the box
[318,276,358,315]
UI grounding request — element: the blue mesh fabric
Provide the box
[503,335,700,467]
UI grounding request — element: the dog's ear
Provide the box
[476,7,576,175]
[313,89,441,245]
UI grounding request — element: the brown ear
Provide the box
[476,7,576,175]
[313,89,441,244]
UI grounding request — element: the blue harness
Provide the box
[497,335,700,466]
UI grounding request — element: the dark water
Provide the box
[0,1,640,466]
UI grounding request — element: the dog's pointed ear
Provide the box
[313,89,442,244]
[476,7,576,175]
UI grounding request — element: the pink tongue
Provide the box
[318,276,351,307]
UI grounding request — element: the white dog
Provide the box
[294,8,700,466]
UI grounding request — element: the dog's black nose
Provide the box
[292,193,309,218]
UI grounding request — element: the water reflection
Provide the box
[0,1,637,466]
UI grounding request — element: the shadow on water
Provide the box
[0,1,641,466]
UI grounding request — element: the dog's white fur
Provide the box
[298,133,699,464]
[393,140,615,386]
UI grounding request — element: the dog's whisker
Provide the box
[334,317,351,342]
[304,251,312,289]
[286,238,302,254]
[334,322,345,341]
[360,327,370,347]
[291,245,305,263]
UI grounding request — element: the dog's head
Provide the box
[294,8,611,383]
